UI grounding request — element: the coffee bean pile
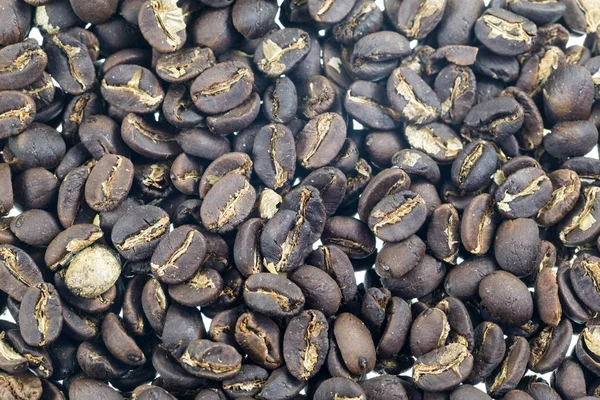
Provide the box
[0,0,599,398]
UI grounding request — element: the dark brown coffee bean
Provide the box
[543,65,595,123]
[200,174,256,234]
[101,64,165,114]
[262,77,297,124]
[464,97,525,142]
[0,371,43,400]
[486,337,529,397]
[302,167,347,216]
[0,331,28,374]
[178,128,231,161]
[232,0,278,40]
[233,218,265,277]
[162,83,206,129]
[479,271,533,326]
[169,153,203,195]
[0,245,43,302]
[282,310,328,380]
[552,358,587,400]
[333,312,376,375]
[44,33,95,95]
[206,91,261,136]
[393,149,441,183]
[112,205,170,261]
[460,194,497,255]
[494,167,553,219]
[544,120,598,158]
[396,0,447,40]
[85,154,134,212]
[410,307,450,358]
[535,169,581,227]
[150,226,206,284]
[413,343,473,392]
[55,143,91,181]
[357,168,410,223]
[296,113,346,170]
[190,5,240,56]
[191,61,254,115]
[138,0,187,53]
[162,303,206,358]
[557,186,600,246]
[333,0,383,45]
[234,311,282,369]
[322,216,376,259]
[18,283,62,347]
[0,40,48,91]
[562,0,600,34]
[288,265,341,317]
[79,115,130,160]
[152,346,205,390]
[258,366,305,400]
[475,9,537,56]
[253,123,296,190]
[368,190,427,243]
[468,322,505,384]
[528,318,572,373]
[570,253,600,312]
[451,140,498,193]
[494,218,539,277]
[375,235,425,279]
[101,312,145,366]
[387,67,440,125]
[347,31,409,81]
[314,377,366,400]
[0,91,36,139]
[254,28,311,78]
[77,341,129,380]
[308,0,355,24]
[179,339,242,380]
[8,123,66,170]
[122,113,181,159]
[10,210,61,247]
[344,81,401,130]
[243,273,305,317]
[13,168,58,210]
[534,267,561,327]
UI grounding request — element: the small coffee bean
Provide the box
[296,113,346,170]
[463,97,525,142]
[101,65,165,114]
[413,343,473,392]
[101,312,145,366]
[85,154,134,212]
[151,346,205,390]
[206,91,261,136]
[138,0,187,53]
[0,371,42,400]
[232,0,278,40]
[435,64,477,125]
[253,123,296,190]
[234,311,282,369]
[494,167,553,219]
[397,0,447,40]
[387,67,440,125]
[333,0,383,45]
[314,377,367,400]
[10,209,61,247]
[543,120,599,158]
[542,64,595,123]
[479,271,533,326]
[243,273,305,317]
[112,205,170,261]
[258,366,305,400]
[222,364,269,398]
[334,312,376,375]
[308,0,356,24]
[557,186,600,246]
[289,265,342,317]
[179,339,242,380]
[410,307,450,358]
[44,33,95,95]
[162,303,206,358]
[486,337,530,397]
[382,254,446,299]
[0,40,48,91]
[451,140,498,193]
[375,235,426,279]
[8,123,66,170]
[77,341,129,380]
[150,226,206,284]
[475,9,537,56]
[552,358,588,400]
[191,61,254,115]
[427,204,460,264]
[494,218,540,277]
[347,31,410,81]
[468,321,505,384]
[178,128,231,161]
[368,190,427,243]
[162,83,206,129]
[0,91,36,139]
[18,283,62,347]
[393,149,441,183]
[528,318,572,373]
[121,113,182,160]
[534,267,561,327]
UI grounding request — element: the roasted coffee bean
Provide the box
[535,169,581,227]
[0,40,48,91]
[8,123,66,170]
[494,167,552,219]
[451,140,498,193]
[111,205,169,261]
[387,67,440,125]
[382,254,446,299]
[0,371,43,400]
[243,273,305,317]
[534,267,561,327]
[494,218,539,277]
[10,209,61,247]
[0,91,36,139]
[552,357,588,400]
[344,81,401,130]
[543,64,595,123]
[18,283,62,347]
[179,339,242,380]
[205,91,261,136]
[543,120,598,158]
[77,341,129,380]
[283,310,328,380]
[0,331,28,374]
[563,0,600,34]
[396,0,447,40]
[468,321,505,384]
[79,115,130,160]
[464,97,524,142]
[44,33,95,95]
[258,366,305,400]
[308,0,355,24]
[314,377,366,400]
[358,168,411,223]
[191,61,254,115]
[0,245,43,302]
[434,65,476,125]
[413,343,473,392]
[296,113,346,170]
[162,83,205,129]
[427,204,460,264]
[138,0,187,53]
[162,303,206,358]
[302,167,347,216]
[307,245,357,305]
[480,271,533,326]
[375,235,426,279]
[101,65,165,114]
[289,265,342,317]
[85,154,134,212]
[222,364,269,398]
[44,224,103,271]
[260,210,312,273]
[253,123,296,190]
[347,31,409,81]
[150,225,206,284]
[121,113,182,160]
[569,253,600,312]
[330,137,359,174]
[528,318,572,373]
[334,312,376,375]
[190,5,240,56]
[474,9,537,56]
[178,128,231,160]
[13,167,59,210]
[475,50,520,83]
[101,312,145,366]
[557,186,600,246]
[368,190,427,242]
[234,311,282,369]
[333,0,383,45]
[393,149,441,183]
[142,278,169,334]
[322,216,376,259]
[410,307,450,358]
[486,337,530,397]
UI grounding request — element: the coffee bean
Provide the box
[543,120,599,158]
[494,218,540,277]
[0,40,48,91]
[234,311,282,369]
[543,64,595,123]
[464,97,525,142]
[387,67,440,125]
[557,186,600,246]
[121,113,182,160]
[468,322,505,384]
[0,371,42,400]
[178,128,231,161]
[314,377,366,400]
[101,312,145,366]
[253,123,296,190]
[348,31,410,81]
[8,123,66,170]
[413,343,473,392]
[397,0,447,40]
[486,337,530,397]
[101,65,165,114]
[451,140,498,193]
[44,33,95,95]
[85,154,134,212]
[494,167,553,219]
[334,312,376,375]
[243,273,305,317]
[479,271,533,327]
[368,190,427,242]
[333,0,383,45]
[528,318,572,373]
[77,341,129,380]
[138,0,187,53]
[179,339,242,380]
[64,244,121,299]
[475,9,537,56]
